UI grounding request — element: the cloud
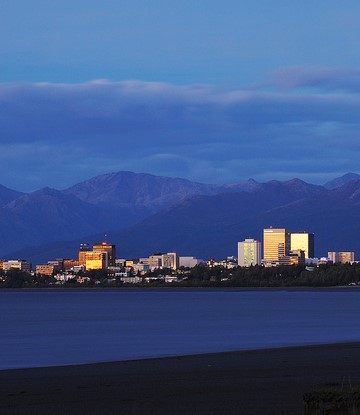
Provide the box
[0,69,359,191]
[268,66,360,92]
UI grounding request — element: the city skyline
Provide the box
[1,2,360,191]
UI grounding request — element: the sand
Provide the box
[1,342,360,414]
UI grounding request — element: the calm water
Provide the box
[1,288,360,370]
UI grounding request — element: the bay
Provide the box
[1,288,360,370]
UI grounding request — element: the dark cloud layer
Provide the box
[0,67,359,191]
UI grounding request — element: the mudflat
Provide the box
[1,342,360,414]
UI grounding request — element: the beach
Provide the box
[1,342,360,414]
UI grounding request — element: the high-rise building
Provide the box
[238,239,261,267]
[78,243,91,266]
[327,252,355,264]
[93,242,116,267]
[263,228,290,262]
[290,232,314,259]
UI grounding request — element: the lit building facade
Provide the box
[85,251,108,270]
[238,239,261,267]
[290,232,314,259]
[279,249,305,266]
[162,252,178,270]
[36,265,55,276]
[93,242,116,267]
[3,260,32,273]
[263,228,290,263]
[148,254,163,269]
[327,252,355,264]
[78,243,91,266]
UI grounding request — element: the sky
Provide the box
[1,0,360,191]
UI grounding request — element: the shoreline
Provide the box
[1,342,360,414]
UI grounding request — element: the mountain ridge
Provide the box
[1,171,359,262]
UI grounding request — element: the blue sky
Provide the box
[1,1,360,191]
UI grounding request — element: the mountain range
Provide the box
[2,171,360,264]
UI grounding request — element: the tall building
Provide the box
[290,232,314,259]
[78,243,91,266]
[263,228,290,262]
[93,242,116,267]
[327,252,355,264]
[238,239,261,267]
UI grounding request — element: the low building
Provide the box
[327,252,355,264]
[85,251,108,270]
[36,265,55,276]
[3,260,32,273]
[279,249,305,266]
[179,257,204,268]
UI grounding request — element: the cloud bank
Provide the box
[0,67,359,191]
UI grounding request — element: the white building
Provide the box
[238,239,261,267]
[179,256,205,268]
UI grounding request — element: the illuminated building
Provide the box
[290,232,314,259]
[279,249,305,266]
[238,239,261,267]
[36,265,55,276]
[162,252,178,270]
[3,260,31,273]
[78,243,91,266]
[148,254,163,269]
[85,251,108,270]
[93,242,116,267]
[327,252,355,264]
[263,228,290,262]
[64,259,79,271]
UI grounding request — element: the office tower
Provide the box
[78,243,91,266]
[93,242,116,267]
[290,232,314,259]
[263,228,290,262]
[327,252,355,264]
[238,239,261,267]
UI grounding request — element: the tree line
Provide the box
[1,263,360,288]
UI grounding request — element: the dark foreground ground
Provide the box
[1,342,360,414]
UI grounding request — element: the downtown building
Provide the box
[238,239,261,267]
[263,227,291,266]
[327,251,355,264]
[290,232,314,259]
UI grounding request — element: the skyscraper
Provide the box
[290,232,314,259]
[93,242,116,267]
[78,243,91,266]
[238,239,261,267]
[263,228,290,262]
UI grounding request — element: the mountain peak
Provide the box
[324,172,360,190]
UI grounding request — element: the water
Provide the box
[1,288,360,370]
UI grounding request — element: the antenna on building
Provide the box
[104,233,108,244]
